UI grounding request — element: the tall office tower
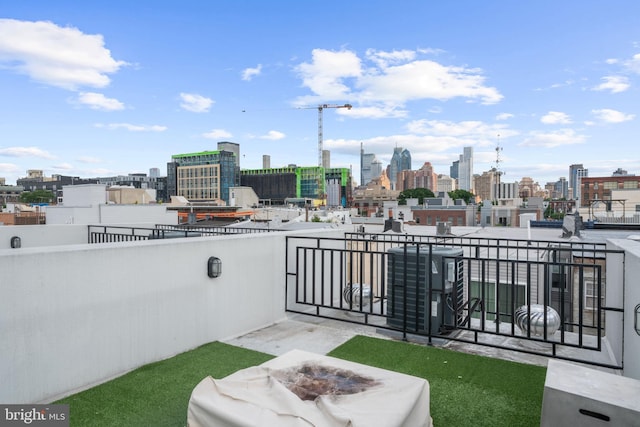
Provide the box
[575,168,588,202]
[322,150,330,169]
[569,164,587,200]
[149,168,160,178]
[415,162,438,192]
[450,160,459,180]
[360,144,383,186]
[474,170,498,201]
[262,155,271,169]
[388,146,412,190]
[458,147,473,192]
[554,177,569,199]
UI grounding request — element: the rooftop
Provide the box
[2,220,639,425]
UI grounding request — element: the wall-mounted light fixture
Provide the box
[10,236,21,249]
[635,304,640,336]
[207,256,222,278]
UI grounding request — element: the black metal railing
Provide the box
[88,223,280,243]
[285,232,625,369]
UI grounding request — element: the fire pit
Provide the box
[271,363,380,401]
[188,349,432,426]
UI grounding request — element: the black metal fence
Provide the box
[285,232,625,369]
[88,224,280,243]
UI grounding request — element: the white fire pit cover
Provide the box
[187,349,431,427]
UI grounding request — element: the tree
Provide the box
[19,190,56,204]
[448,189,475,204]
[397,188,435,205]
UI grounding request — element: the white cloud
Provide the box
[592,75,630,93]
[294,48,503,117]
[519,129,586,148]
[77,156,101,163]
[0,163,21,174]
[605,58,618,65]
[95,123,167,132]
[242,64,262,81]
[496,113,514,121]
[406,119,516,141]
[541,111,572,125]
[0,18,126,90]
[326,119,516,161]
[295,49,362,100]
[342,104,408,119]
[202,129,232,139]
[53,162,74,170]
[365,49,417,68]
[624,53,640,74]
[77,92,125,111]
[362,60,502,106]
[0,146,55,159]
[179,92,213,113]
[591,108,635,123]
[259,130,286,140]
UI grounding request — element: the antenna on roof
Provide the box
[495,134,504,199]
[495,134,503,175]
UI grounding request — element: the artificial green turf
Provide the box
[55,342,273,427]
[55,337,546,427]
[328,335,547,427]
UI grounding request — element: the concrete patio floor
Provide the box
[223,313,620,374]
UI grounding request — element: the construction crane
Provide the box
[301,103,352,167]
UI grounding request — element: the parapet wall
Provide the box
[0,228,340,403]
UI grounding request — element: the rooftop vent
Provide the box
[436,222,451,236]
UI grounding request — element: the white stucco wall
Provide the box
[0,224,88,248]
[0,229,335,403]
[45,206,100,224]
[61,184,107,206]
[607,238,640,380]
[46,204,178,225]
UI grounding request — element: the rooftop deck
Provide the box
[1,221,639,421]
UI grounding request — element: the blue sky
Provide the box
[1,1,639,187]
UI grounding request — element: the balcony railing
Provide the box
[285,231,625,369]
[88,223,280,243]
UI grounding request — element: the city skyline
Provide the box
[1,1,640,186]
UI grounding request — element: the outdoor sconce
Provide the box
[10,236,21,249]
[207,256,222,278]
[635,304,640,336]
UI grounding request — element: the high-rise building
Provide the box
[415,162,438,192]
[396,169,416,192]
[149,168,160,178]
[387,147,411,190]
[450,161,459,180]
[553,177,569,199]
[360,145,383,186]
[569,164,588,200]
[457,147,473,192]
[262,155,271,169]
[474,170,498,201]
[167,148,239,204]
